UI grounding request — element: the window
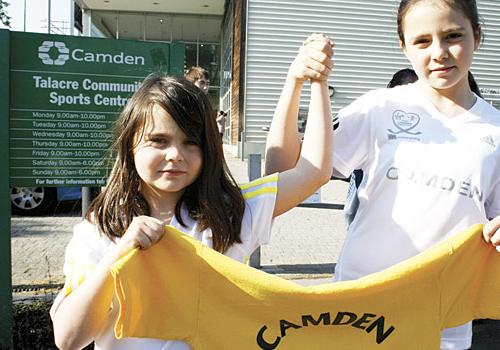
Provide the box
[199,43,220,85]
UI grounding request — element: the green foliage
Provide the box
[13,301,56,349]
[12,301,93,350]
[0,1,11,27]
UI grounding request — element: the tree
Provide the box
[0,1,11,27]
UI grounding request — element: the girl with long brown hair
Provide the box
[50,65,334,349]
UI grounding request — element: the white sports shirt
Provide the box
[333,82,500,349]
[55,174,278,350]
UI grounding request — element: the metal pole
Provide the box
[240,131,245,160]
[81,187,92,219]
[48,0,51,33]
[116,12,119,39]
[70,0,75,35]
[80,6,94,220]
[23,0,27,31]
[248,153,261,182]
[248,154,262,268]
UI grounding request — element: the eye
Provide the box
[148,136,168,146]
[184,138,199,146]
[446,32,463,41]
[413,38,430,46]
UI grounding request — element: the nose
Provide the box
[164,144,183,162]
[431,40,448,61]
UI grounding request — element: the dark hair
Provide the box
[185,66,210,83]
[387,68,418,88]
[397,0,482,47]
[468,71,482,97]
[87,75,245,253]
[387,67,482,96]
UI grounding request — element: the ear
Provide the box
[474,26,482,50]
[400,40,409,58]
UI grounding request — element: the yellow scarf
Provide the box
[110,224,500,349]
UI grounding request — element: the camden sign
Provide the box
[8,31,184,187]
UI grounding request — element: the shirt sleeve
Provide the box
[333,91,376,178]
[239,173,278,251]
[61,220,109,296]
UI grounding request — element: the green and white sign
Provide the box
[8,31,185,187]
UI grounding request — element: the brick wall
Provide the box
[230,0,246,145]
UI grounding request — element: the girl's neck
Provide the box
[141,187,183,222]
[149,204,176,223]
[419,80,477,118]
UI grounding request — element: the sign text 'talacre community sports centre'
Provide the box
[5,30,184,187]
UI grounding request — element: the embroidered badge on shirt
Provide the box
[387,110,422,141]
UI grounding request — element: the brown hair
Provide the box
[468,71,482,97]
[386,67,483,96]
[87,75,245,253]
[185,66,210,83]
[397,0,482,47]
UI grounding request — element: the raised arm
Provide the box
[265,33,334,175]
[272,36,335,217]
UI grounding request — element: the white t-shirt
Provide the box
[333,82,500,349]
[56,174,278,350]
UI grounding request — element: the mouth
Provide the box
[430,66,454,74]
[160,169,186,176]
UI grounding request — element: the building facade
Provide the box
[237,0,500,156]
[35,0,500,156]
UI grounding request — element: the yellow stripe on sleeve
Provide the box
[239,173,278,190]
[64,282,73,296]
[77,274,85,287]
[242,187,277,200]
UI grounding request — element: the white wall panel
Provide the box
[244,0,500,151]
[245,0,407,148]
[475,1,500,107]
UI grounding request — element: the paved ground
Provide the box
[10,148,500,348]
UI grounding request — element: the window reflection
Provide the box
[89,10,222,108]
[199,44,220,86]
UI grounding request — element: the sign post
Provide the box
[0,29,12,350]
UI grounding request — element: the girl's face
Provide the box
[401,1,480,94]
[133,105,202,203]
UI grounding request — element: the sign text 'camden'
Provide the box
[38,40,145,66]
[256,311,396,349]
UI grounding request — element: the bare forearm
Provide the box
[272,80,333,217]
[51,252,119,350]
[269,34,335,216]
[265,78,304,175]
[297,79,333,185]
